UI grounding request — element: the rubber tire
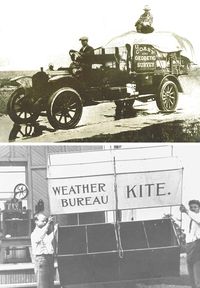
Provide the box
[47,87,83,130]
[156,80,178,111]
[7,87,40,124]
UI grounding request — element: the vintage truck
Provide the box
[7,31,195,130]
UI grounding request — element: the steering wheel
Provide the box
[69,50,82,61]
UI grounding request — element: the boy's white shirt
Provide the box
[187,210,200,243]
[31,224,58,258]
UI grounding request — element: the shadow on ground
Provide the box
[60,120,200,142]
[9,122,55,141]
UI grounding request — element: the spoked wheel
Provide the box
[7,87,40,124]
[156,80,178,111]
[47,87,83,129]
[14,183,29,200]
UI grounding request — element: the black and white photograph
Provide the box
[0,0,200,142]
[0,144,200,288]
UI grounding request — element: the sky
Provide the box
[0,0,199,70]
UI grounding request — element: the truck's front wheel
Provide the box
[47,87,83,130]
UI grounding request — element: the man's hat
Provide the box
[143,5,151,11]
[79,36,88,41]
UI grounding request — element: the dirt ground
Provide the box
[1,91,200,142]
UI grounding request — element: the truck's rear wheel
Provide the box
[156,81,178,111]
[47,87,83,129]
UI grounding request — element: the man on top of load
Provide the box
[135,5,154,34]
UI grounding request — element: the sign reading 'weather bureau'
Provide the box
[48,175,116,214]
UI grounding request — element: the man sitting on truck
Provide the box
[78,36,94,71]
[71,36,94,85]
[135,5,154,34]
[69,36,94,73]
[79,37,94,56]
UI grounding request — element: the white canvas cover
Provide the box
[104,31,195,63]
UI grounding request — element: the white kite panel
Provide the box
[117,169,183,210]
[47,162,114,179]
[48,175,116,214]
[47,147,183,215]
[48,150,113,166]
[115,157,182,174]
[111,146,173,161]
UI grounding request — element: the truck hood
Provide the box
[48,73,72,82]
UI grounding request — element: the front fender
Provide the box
[10,76,32,88]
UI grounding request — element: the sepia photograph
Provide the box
[0,0,200,142]
[1,1,200,288]
[0,143,200,288]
